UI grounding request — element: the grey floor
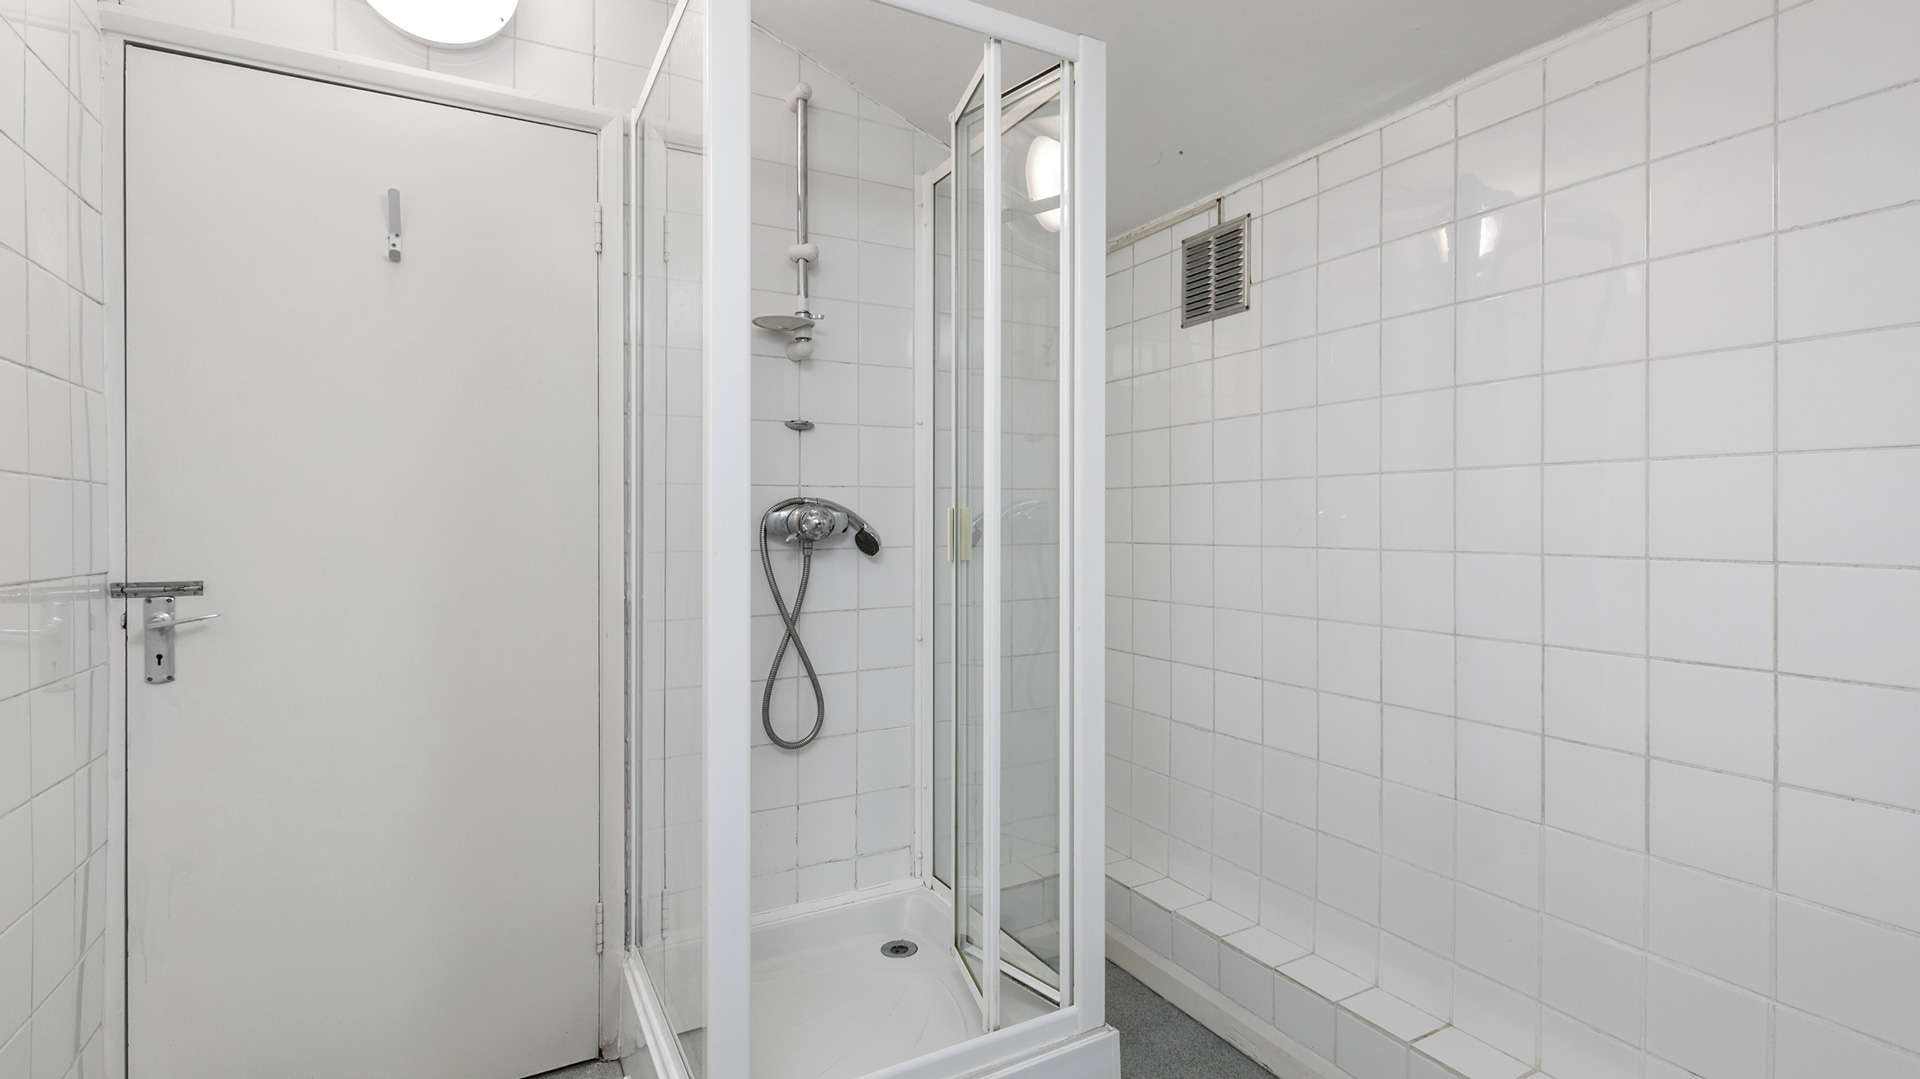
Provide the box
[1107,962,1272,1079]
[529,1062,626,1079]
[542,964,1266,1079]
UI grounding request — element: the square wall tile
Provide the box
[1649,560,1772,669]
[1648,238,1774,358]
[1779,326,1920,451]
[1545,72,1646,189]
[1648,760,1773,886]
[1779,565,1920,689]
[1649,129,1774,258]
[1780,204,1920,340]
[1650,22,1775,157]
[1779,0,1920,117]
[1777,899,1920,1053]
[1645,959,1769,1079]
[1778,81,1920,228]
[1778,676,1920,812]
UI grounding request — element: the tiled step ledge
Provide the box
[1107,863,1550,1079]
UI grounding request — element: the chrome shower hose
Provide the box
[759,522,827,749]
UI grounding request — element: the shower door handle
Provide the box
[948,507,973,562]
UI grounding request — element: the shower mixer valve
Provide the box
[763,497,882,554]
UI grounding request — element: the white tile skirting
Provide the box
[1108,862,1539,1079]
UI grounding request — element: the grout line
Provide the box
[1529,51,1550,1069]
[1639,13,1656,1055]
[1768,12,1785,1075]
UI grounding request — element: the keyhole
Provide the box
[154,654,163,665]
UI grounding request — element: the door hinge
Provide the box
[593,204,604,253]
[594,900,605,955]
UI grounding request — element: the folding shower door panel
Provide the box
[947,41,1073,1032]
[950,49,997,1028]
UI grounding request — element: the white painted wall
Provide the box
[0,3,109,1078]
[1104,0,1920,1075]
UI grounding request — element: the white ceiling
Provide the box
[753,0,1636,233]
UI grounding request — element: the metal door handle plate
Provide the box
[142,597,219,684]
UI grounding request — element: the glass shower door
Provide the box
[944,44,1072,1030]
[995,70,1066,997]
[950,65,992,1014]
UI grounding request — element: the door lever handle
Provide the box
[142,598,219,684]
[147,610,221,630]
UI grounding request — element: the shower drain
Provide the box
[880,939,919,959]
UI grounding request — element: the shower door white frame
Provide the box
[933,54,1081,1030]
[698,0,1106,1075]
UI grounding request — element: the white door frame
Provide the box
[99,12,629,1078]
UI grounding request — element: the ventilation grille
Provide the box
[1180,214,1252,328]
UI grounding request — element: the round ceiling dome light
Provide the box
[368,0,519,48]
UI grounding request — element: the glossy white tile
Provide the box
[1650,22,1775,157]
[1648,238,1774,357]
[1778,81,1920,228]
[1647,346,1774,457]
[1456,289,1540,384]
[1779,565,1920,688]
[1548,16,1647,100]
[1777,899,1920,1053]
[1382,147,1453,241]
[1649,129,1773,258]
[1544,167,1646,281]
[1457,111,1541,218]
[1648,659,1775,779]
[1458,65,1543,135]
[1649,559,1773,669]
[1383,101,1455,164]
[1780,204,1920,340]
[1779,676,1920,812]
[1778,0,1920,118]
[1456,200,1542,301]
[1648,760,1773,886]
[1545,72,1646,190]
[1649,455,1773,562]
[1543,264,1645,373]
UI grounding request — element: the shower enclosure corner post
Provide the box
[1067,32,1108,1031]
[702,0,753,1073]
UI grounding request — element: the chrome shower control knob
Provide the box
[792,503,836,542]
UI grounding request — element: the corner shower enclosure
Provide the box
[625,2,1109,1077]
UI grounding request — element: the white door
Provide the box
[123,48,603,1079]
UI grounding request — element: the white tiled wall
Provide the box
[744,29,944,912]
[116,0,670,111]
[1105,0,1920,1075]
[0,4,109,1078]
